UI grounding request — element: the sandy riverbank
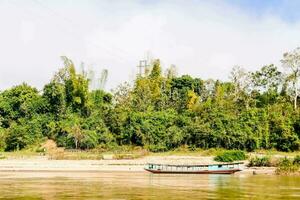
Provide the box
[0,155,275,176]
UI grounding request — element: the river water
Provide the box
[0,172,299,199]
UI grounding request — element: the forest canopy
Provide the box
[1,48,300,152]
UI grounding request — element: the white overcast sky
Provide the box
[0,0,300,91]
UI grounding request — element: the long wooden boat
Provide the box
[144,162,243,174]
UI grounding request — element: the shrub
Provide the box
[0,129,6,151]
[276,157,299,175]
[293,155,300,165]
[147,144,168,152]
[80,130,98,149]
[214,150,247,162]
[188,145,197,151]
[114,153,136,160]
[248,156,272,167]
[35,146,46,153]
[5,123,32,151]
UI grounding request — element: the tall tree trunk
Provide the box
[75,139,78,149]
[294,87,297,110]
[293,79,298,110]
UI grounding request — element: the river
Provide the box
[0,171,299,199]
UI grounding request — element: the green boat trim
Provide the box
[144,162,244,174]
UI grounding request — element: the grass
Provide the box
[0,154,6,159]
[0,151,41,158]
[1,141,300,163]
[57,150,102,160]
[253,149,300,157]
[0,146,225,160]
[0,149,147,160]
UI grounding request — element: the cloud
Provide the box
[0,0,300,91]
[20,20,36,45]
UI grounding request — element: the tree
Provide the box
[229,66,252,109]
[281,47,300,110]
[5,122,30,151]
[69,125,84,149]
[251,64,282,92]
[149,59,162,79]
[165,64,177,79]
[2,54,300,153]
[131,59,165,111]
[60,114,84,149]
[43,82,66,117]
[251,64,282,107]
[132,77,152,111]
[170,75,203,112]
[0,83,45,123]
[52,56,90,116]
[5,118,43,151]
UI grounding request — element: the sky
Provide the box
[1,0,300,91]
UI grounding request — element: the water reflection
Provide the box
[0,172,299,199]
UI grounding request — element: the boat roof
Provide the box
[146,162,243,167]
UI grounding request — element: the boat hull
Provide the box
[144,168,241,174]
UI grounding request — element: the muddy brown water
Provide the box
[0,171,299,199]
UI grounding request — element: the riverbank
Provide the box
[0,155,276,176]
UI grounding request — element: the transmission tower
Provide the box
[137,60,149,76]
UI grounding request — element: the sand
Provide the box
[0,155,275,176]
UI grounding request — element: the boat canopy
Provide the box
[146,162,243,168]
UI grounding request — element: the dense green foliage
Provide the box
[214,150,247,162]
[1,48,300,152]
